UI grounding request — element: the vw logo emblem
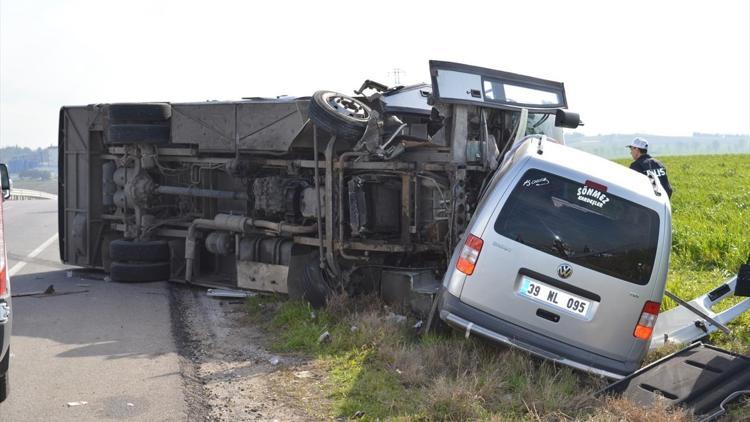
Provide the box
[557,264,572,279]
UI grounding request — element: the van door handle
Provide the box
[536,308,560,323]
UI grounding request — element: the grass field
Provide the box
[247,154,750,420]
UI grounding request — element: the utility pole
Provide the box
[388,68,404,85]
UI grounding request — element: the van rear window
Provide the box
[494,169,660,285]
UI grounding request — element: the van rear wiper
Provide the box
[552,237,570,257]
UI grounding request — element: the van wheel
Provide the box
[308,91,371,142]
[108,103,172,124]
[110,239,170,262]
[110,261,170,283]
[106,123,170,145]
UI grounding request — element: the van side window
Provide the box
[494,169,660,285]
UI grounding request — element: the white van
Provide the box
[439,138,672,378]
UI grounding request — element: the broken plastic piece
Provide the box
[651,275,749,349]
[67,401,88,407]
[318,331,331,344]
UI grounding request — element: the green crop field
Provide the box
[247,154,750,420]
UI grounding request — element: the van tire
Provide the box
[308,91,370,142]
[106,123,170,145]
[0,352,8,402]
[110,239,170,263]
[110,261,170,283]
[108,103,171,124]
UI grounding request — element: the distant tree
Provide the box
[0,146,34,161]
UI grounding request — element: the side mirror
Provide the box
[1,163,10,200]
[555,109,584,129]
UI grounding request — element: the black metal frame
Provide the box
[429,60,568,112]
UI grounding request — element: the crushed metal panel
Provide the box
[237,261,289,294]
[599,343,750,419]
[651,275,750,349]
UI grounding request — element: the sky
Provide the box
[1,0,748,149]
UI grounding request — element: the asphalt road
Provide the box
[0,199,188,421]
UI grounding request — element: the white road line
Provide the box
[8,233,59,276]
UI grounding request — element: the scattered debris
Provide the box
[413,320,423,330]
[310,311,317,320]
[126,402,135,408]
[599,342,750,419]
[104,276,111,282]
[350,325,358,332]
[12,284,89,298]
[318,331,331,344]
[66,401,88,407]
[12,285,55,297]
[268,356,281,366]
[353,410,365,418]
[207,288,257,299]
[294,371,314,379]
[66,271,73,278]
[75,283,91,287]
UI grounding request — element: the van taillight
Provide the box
[456,234,484,276]
[633,301,661,340]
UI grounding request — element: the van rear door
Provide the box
[459,168,664,362]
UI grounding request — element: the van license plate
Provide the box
[520,276,590,317]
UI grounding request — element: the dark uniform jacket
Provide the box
[630,154,673,198]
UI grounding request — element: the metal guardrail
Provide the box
[9,188,57,200]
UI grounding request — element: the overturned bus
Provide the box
[59,61,589,305]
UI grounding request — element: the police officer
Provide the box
[627,137,673,198]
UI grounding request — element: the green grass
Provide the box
[248,154,749,420]
[247,296,607,420]
[246,296,423,419]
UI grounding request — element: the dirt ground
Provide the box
[170,285,327,421]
